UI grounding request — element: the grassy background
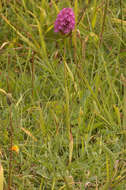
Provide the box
[0,0,126,189]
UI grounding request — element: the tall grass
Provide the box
[0,0,126,189]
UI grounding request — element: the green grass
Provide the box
[0,0,126,189]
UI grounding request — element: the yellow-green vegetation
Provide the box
[0,0,126,189]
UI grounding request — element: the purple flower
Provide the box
[54,8,75,34]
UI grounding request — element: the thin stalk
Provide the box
[77,4,88,25]
[73,0,78,64]
[63,39,72,164]
[0,0,2,11]
[7,54,10,93]
[8,106,13,190]
[99,0,108,46]
[119,0,123,40]
[31,51,35,98]
[123,81,126,131]
[64,40,70,137]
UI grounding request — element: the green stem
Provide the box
[64,39,70,138]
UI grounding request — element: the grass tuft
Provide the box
[0,0,126,189]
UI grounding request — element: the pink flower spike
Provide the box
[54,8,75,34]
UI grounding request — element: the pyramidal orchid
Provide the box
[54,8,75,34]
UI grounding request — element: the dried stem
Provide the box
[77,4,88,26]
[8,106,13,190]
[99,0,108,46]
[120,0,123,40]
[31,51,35,98]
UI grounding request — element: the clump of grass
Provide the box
[0,0,126,189]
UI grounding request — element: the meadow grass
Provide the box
[0,0,126,189]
